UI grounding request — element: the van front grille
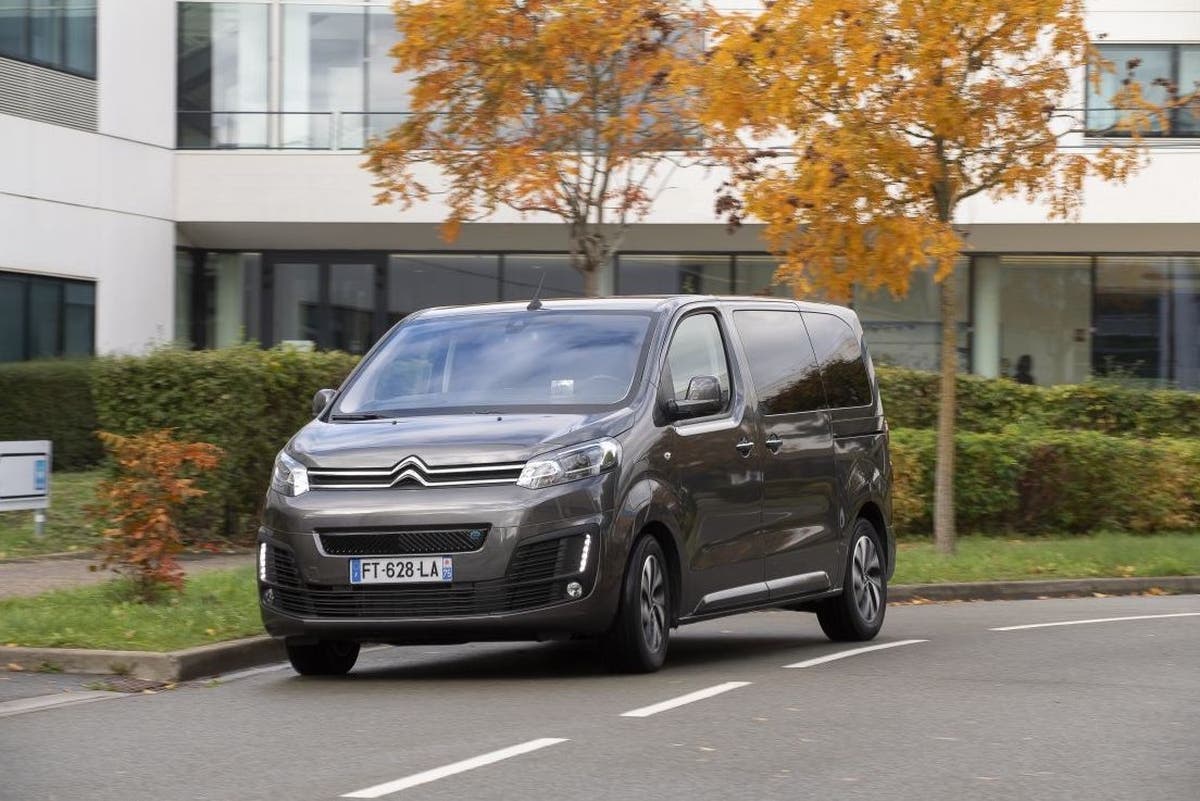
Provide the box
[318,527,490,556]
[307,457,524,490]
[262,536,582,619]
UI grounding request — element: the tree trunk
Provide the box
[933,274,957,554]
[582,265,600,298]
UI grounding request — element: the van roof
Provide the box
[416,295,850,317]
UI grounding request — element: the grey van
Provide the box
[259,296,894,675]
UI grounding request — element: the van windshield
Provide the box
[333,310,656,416]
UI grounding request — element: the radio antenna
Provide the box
[526,271,546,311]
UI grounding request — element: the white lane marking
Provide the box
[619,681,752,718]
[0,691,120,719]
[341,738,569,799]
[783,639,928,669]
[991,612,1200,631]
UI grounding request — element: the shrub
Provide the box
[889,427,1200,537]
[92,345,359,539]
[92,430,222,600]
[0,359,101,470]
[876,365,1200,438]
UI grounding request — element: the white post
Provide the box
[972,255,1002,379]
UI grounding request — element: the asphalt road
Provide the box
[2,594,1198,801]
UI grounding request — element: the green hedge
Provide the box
[0,360,101,471]
[877,366,1200,438]
[890,427,1200,536]
[93,345,360,538]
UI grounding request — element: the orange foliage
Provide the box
[364,0,714,293]
[700,0,1144,299]
[92,430,223,599]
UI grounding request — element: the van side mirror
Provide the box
[312,388,337,417]
[666,375,723,420]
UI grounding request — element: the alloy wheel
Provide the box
[639,553,667,652]
[851,534,883,624]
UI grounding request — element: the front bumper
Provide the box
[256,476,622,643]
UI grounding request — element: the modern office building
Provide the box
[1,0,1198,389]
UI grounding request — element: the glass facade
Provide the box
[0,270,95,361]
[172,250,1200,390]
[0,0,96,77]
[1094,256,1200,388]
[177,2,270,148]
[997,256,1092,386]
[854,265,969,373]
[1087,44,1200,136]
[177,1,414,149]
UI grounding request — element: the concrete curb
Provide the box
[3,576,1197,680]
[890,575,1200,603]
[2,636,286,683]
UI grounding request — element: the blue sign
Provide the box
[34,458,47,493]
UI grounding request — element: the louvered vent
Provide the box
[0,57,97,132]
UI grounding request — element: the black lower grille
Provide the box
[268,546,302,587]
[264,536,582,619]
[318,527,489,556]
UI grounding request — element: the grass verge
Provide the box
[0,566,260,652]
[0,470,103,559]
[893,532,1200,585]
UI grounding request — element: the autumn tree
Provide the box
[700,0,1145,553]
[365,0,712,296]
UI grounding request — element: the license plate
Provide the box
[350,556,453,584]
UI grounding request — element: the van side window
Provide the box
[802,312,872,408]
[665,313,731,408]
[732,309,825,415]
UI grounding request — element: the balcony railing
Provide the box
[176,110,704,151]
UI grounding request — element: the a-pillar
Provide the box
[971,255,1002,379]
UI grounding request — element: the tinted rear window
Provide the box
[732,309,825,415]
[802,312,872,408]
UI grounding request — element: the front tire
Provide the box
[603,536,671,673]
[817,518,886,641]
[286,639,360,676]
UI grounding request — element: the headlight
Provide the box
[517,438,620,490]
[271,451,310,497]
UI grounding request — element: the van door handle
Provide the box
[765,434,783,453]
[735,439,754,457]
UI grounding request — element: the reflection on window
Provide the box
[853,265,968,372]
[0,270,95,362]
[272,262,321,348]
[388,255,499,323]
[618,255,731,296]
[803,312,871,408]
[1087,44,1200,137]
[734,309,825,415]
[502,255,584,300]
[329,264,375,355]
[997,256,1092,386]
[177,2,269,148]
[665,313,730,404]
[337,311,653,412]
[1094,256,1200,389]
[0,0,96,77]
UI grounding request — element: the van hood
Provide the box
[288,409,636,469]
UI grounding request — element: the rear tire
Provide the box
[817,518,886,642]
[286,639,360,676]
[603,536,671,673]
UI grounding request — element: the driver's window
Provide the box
[666,313,731,405]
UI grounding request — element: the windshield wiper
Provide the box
[330,412,389,421]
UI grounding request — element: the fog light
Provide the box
[262,588,275,605]
[566,581,583,599]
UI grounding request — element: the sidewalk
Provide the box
[0,553,254,600]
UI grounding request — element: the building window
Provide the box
[616,254,731,295]
[0,271,95,362]
[1087,44,1200,137]
[853,265,969,373]
[177,2,270,148]
[996,256,1092,386]
[503,255,585,301]
[0,0,96,78]
[1094,256,1200,389]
